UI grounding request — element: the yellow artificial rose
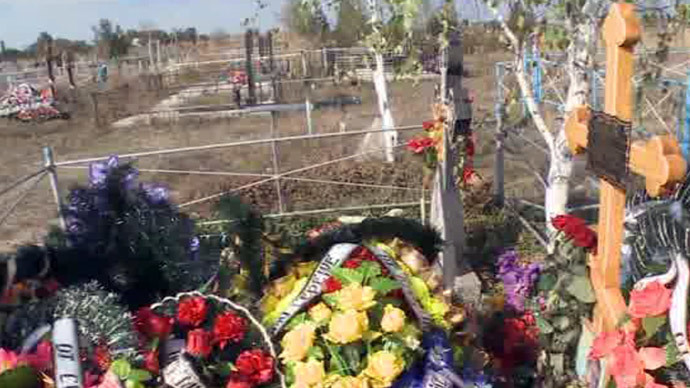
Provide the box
[293,262,318,279]
[363,351,404,388]
[380,305,406,333]
[327,375,369,388]
[293,360,326,388]
[264,277,308,325]
[260,294,280,314]
[309,302,332,323]
[399,246,428,275]
[281,322,316,362]
[324,309,369,344]
[335,283,376,311]
[271,274,297,299]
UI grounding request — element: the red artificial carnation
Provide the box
[407,137,436,154]
[94,344,111,371]
[213,311,247,349]
[422,120,436,131]
[322,276,342,293]
[177,296,208,327]
[143,350,160,374]
[235,349,275,385]
[135,307,173,339]
[462,167,476,183]
[186,329,213,358]
[226,374,253,388]
[342,258,362,269]
[350,246,377,262]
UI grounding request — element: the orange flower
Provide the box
[628,281,672,318]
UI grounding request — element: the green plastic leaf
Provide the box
[308,346,325,360]
[286,313,308,330]
[369,277,401,295]
[666,340,681,366]
[566,276,596,303]
[332,268,364,285]
[111,359,132,379]
[359,261,381,281]
[128,369,152,382]
[536,316,554,334]
[323,294,338,308]
[126,381,145,388]
[343,344,362,373]
[0,366,40,388]
[642,315,667,340]
[537,273,557,292]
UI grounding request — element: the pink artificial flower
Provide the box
[628,281,672,318]
[18,340,53,372]
[0,348,19,374]
[639,347,666,371]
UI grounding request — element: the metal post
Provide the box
[43,147,66,231]
[302,50,313,134]
[245,30,257,105]
[46,38,56,98]
[494,63,505,207]
[270,112,285,213]
[148,33,154,71]
[156,39,161,69]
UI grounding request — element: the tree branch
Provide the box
[504,154,548,189]
[505,201,549,248]
[484,1,555,150]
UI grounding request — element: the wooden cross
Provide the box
[564,3,687,333]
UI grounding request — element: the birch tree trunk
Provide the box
[546,13,597,238]
[372,51,397,163]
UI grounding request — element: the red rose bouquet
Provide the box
[133,292,283,388]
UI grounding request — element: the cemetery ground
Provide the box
[0,51,548,273]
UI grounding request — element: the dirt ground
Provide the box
[2,43,686,252]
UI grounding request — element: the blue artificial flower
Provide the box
[422,330,455,371]
[461,368,493,388]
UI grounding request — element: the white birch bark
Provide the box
[367,0,397,163]
[546,7,598,239]
[372,51,397,162]
[486,0,599,249]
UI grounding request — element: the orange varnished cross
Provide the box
[564,3,686,333]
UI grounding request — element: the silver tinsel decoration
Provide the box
[53,281,139,360]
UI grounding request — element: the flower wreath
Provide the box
[131,291,285,388]
[262,238,459,388]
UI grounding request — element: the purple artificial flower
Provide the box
[89,155,119,187]
[496,250,540,312]
[123,168,139,192]
[189,236,200,261]
[142,183,169,205]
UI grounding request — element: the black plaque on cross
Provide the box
[587,110,632,190]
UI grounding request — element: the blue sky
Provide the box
[0,0,285,49]
[0,0,500,50]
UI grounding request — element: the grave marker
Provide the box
[564,2,686,332]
